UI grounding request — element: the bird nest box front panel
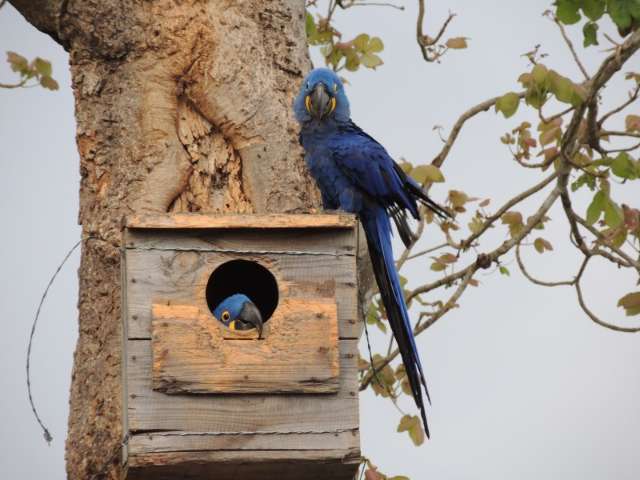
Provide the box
[121,213,361,480]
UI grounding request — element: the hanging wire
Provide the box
[26,238,83,444]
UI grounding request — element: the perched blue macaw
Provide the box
[214,293,264,338]
[294,68,449,437]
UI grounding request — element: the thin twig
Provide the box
[416,0,456,62]
[598,84,640,127]
[338,0,404,10]
[0,78,28,89]
[405,242,448,261]
[362,187,562,389]
[461,171,558,250]
[432,92,526,168]
[515,242,574,287]
[575,215,640,272]
[575,258,640,333]
[550,13,590,80]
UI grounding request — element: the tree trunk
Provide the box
[10,1,319,478]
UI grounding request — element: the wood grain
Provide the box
[151,299,340,394]
[124,249,359,339]
[126,213,356,230]
[126,339,359,433]
[125,449,360,480]
[128,429,359,454]
[120,215,361,477]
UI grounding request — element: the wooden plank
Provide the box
[128,429,359,455]
[125,449,360,480]
[126,339,359,433]
[151,299,339,394]
[126,213,357,230]
[124,249,359,339]
[124,227,356,256]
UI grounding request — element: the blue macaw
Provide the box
[294,68,449,437]
[214,293,264,338]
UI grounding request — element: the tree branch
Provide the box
[416,0,456,62]
[550,13,590,80]
[461,171,558,250]
[515,242,574,287]
[575,256,640,333]
[598,84,640,127]
[432,92,525,168]
[8,0,67,46]
[361,186,563,389]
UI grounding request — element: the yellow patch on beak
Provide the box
[329,97,336,115]
[229,320,236,331]
[305,95,312,113]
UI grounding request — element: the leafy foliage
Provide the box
[306,12,384,72]
[554,0,640,43]
[306,0,640,470]
[4,51,59,90]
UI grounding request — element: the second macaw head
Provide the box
[213,293,264,338]
[294,68,350,124]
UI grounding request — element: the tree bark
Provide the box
[11,1,319,478]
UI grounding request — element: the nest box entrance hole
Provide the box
[205,259,279,327]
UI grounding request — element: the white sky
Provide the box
[1,1,639,479]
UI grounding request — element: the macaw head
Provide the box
[294,68,350,124]
[213,293,264,338]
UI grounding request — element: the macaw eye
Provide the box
[333,83,338,93]
[221,310,230,321]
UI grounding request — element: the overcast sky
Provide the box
[1,1,639,479]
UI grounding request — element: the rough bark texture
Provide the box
[11,1,319,478]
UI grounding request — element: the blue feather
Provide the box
[295,68,448,437]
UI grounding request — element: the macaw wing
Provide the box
[330,122,417,215]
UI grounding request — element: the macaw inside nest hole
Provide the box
[205,259,279,327]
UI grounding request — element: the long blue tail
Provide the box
[362,207,430,438]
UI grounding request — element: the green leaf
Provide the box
[550,72,578,104]
[532,64,549,86]
[586,191,606,224]
[495,92,520,118]
[361,53,383,69]
[603,198,624,227]
[397,415,425,446]
[39,75,59,90]
[354,33,370,52]
[305,12,317,37]
[556,0,582,24]
[607,0,640,30]
[388,477,410,480]
[534,237,554,253]
[611,152,638,179]
[469,216,484,234]
[499,266,510,276]
[399,160,413,173]
[583,21,599,47]
[430,260,447,272]
[525,88,547,109]
[34,57,52,77]
[369,37,384,53]
[345,50,360,72]
[411,164,445,183]
[583,0,606,20]
[6,51,28,72]
[618,291,640,316]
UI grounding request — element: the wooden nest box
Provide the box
[121,213,361,479]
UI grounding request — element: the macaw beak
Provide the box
[306,83,336,120]
[237,301,264,339]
